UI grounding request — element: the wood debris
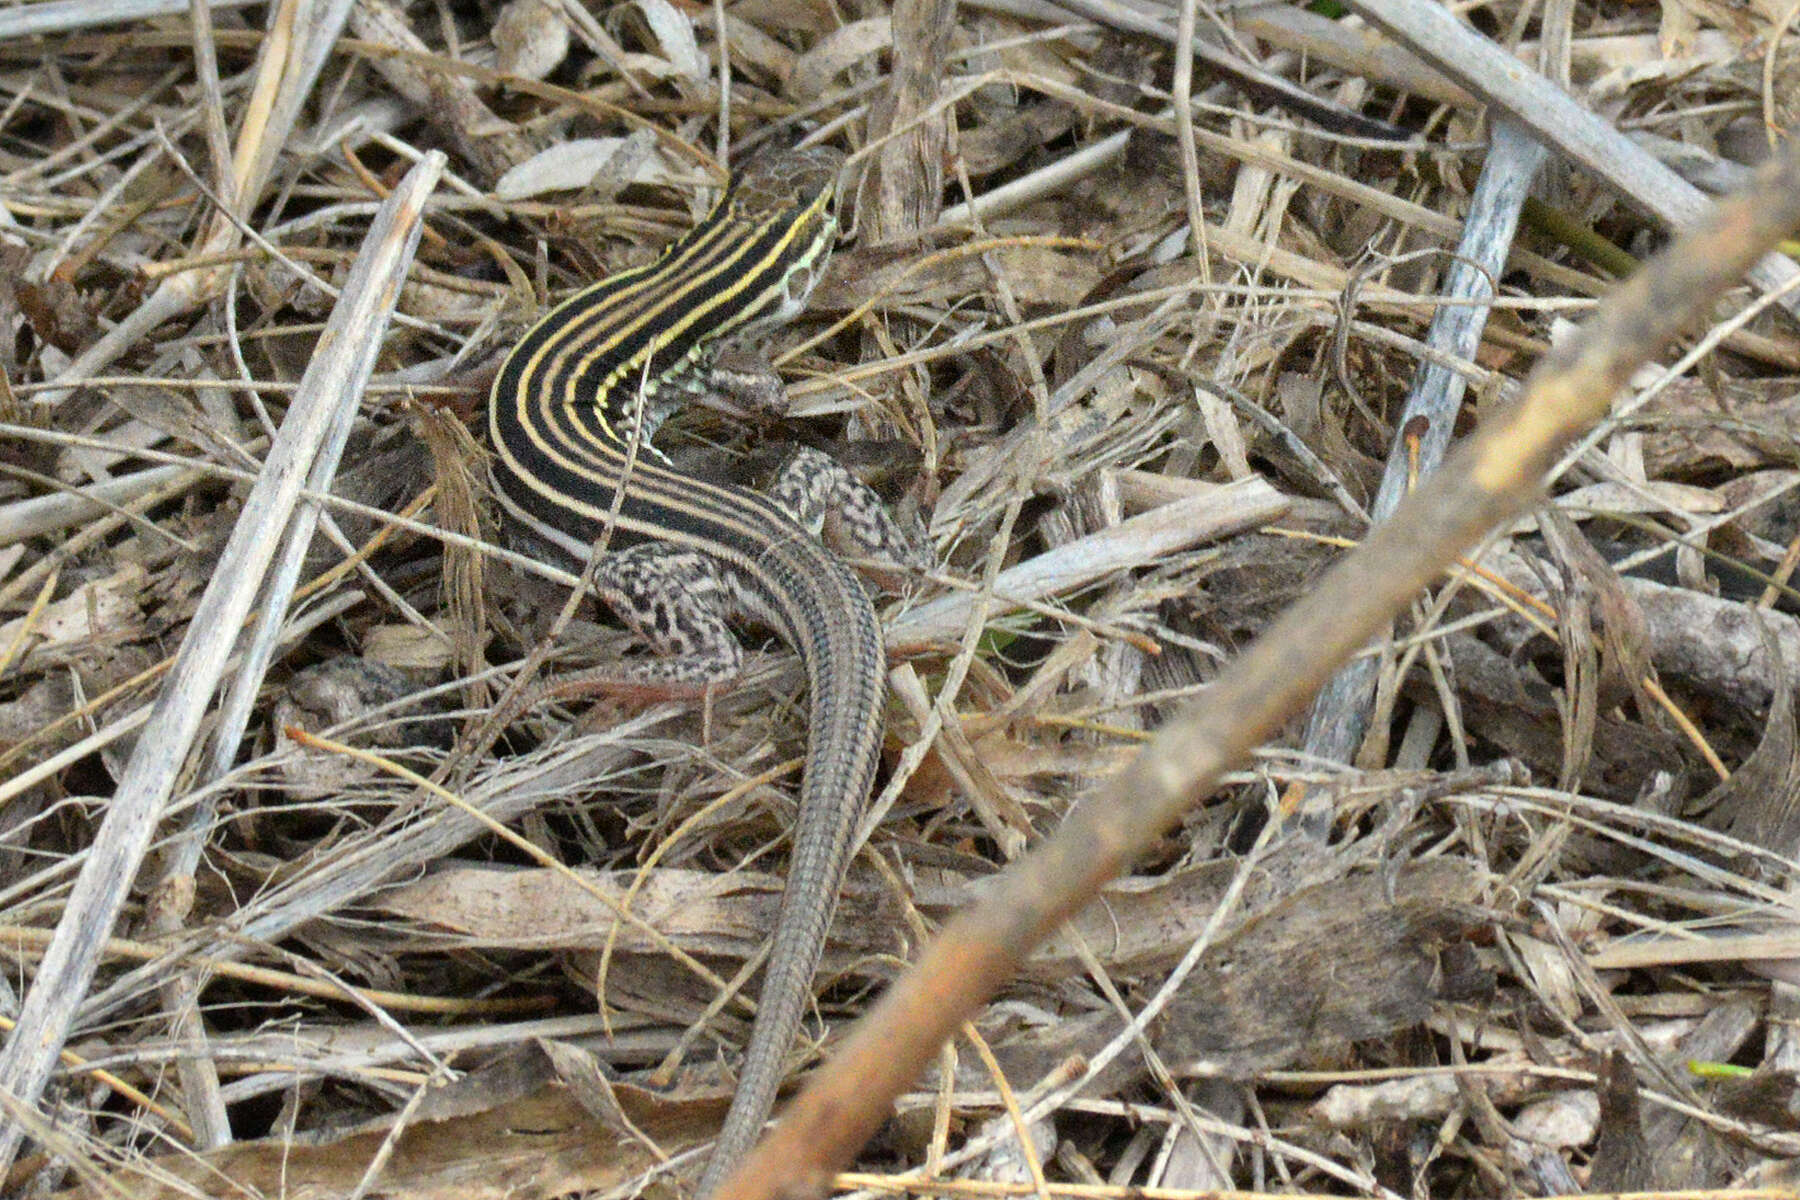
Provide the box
[2,0,1799,1195]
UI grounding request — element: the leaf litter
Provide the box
[1,0,1799,1195]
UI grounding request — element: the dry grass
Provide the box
[2,0,1800,1197]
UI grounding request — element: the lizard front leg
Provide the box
[769,446,931,575]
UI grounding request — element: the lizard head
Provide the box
[716,145,845,337]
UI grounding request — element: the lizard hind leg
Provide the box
[593,542,748,688]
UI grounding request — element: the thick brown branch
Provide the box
[711,133,1800,1200]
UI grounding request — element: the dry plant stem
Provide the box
[346,0,538,186]
[0,592,364,815]
[710,130,1800,1200]
[188,0,237,218]
[0,464,196,545]
[0,529,385,803]
[0,0,257,38]
[28,0,357,408]
[74,710,673,1036]
[1013,0,1405,140]
[149,64,414,1144]
[895,479,1288,645]
[1300,117,1548,779]
[1341,0,1800,319]
[153,4,316,1139]
[933,74,1598,302]
[825,1183,1800,1200]
[1222,2,1474,108]
[0,153,443,1175]
[1167,0,1208,291]
[0,924,541,1016]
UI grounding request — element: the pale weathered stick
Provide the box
[146,1,424,1135]
[0,0,258,40]
[0,465,197,545]
[1224,2,1474,108]
[1341,0,1800,319]
[1299,118,1549,778]
[0,152,443,1174]
[894,479,1288,646]
[711,122,1800,1200]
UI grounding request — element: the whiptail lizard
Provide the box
[487,145,921,1195]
